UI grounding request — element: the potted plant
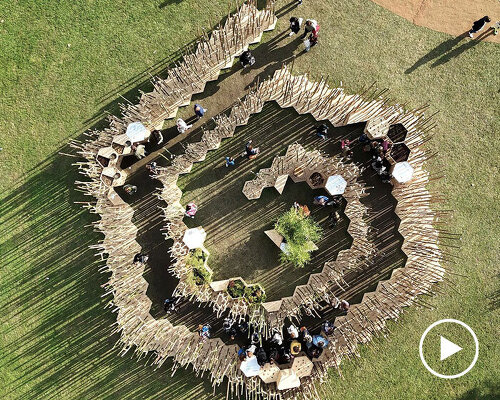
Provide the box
[185,248,212,287]
[275,207,322,268]
[227,278,246,298]
[244,284,267,304]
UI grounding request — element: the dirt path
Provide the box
[371,0,500,43]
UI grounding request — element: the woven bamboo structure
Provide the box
[162,141,375,333]
[73,9,449,395]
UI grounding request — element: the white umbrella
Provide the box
[276,369,301,390]
[324,175,347,196]
[392,161,414,183]
[126,122,149,142]
[182,227,206,250]
[240,356,261,377]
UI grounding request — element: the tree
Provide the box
[275,207,322,268]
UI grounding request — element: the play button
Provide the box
[440,336,462,360]
[419,319,479,379]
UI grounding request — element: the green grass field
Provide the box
[1,1,499,399]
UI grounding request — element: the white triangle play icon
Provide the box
[440,336,462,361]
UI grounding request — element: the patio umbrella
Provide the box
[291,356,314,378]
[276,369,301,390]
[126,122,149,142]
[390,143,411,163]
[312,335,329,348]
[182,227,206,250]
[387,123,408,143]
[324,175,347,196]
[258,362,281,383]
[240,356,261,377]
[364,117,390,140]
[392,161,414,183]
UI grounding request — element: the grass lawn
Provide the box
[0,1,498,400]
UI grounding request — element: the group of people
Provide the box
[175,103,208,135]
[468,16,499,38]
[238,11,321,69]
[235,298,350,366]
[289,17,320,52]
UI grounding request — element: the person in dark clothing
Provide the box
[269,347,280,364]
[240,50,255,68]
[223,317,237,340]
[250,331,260,345]
[328,195,342,208]
[289,17,303,36]
[307,345,323,359]
[133,253,149,265]
[256,347,268,366]
[280,347,292,363]
[123,184,137,195]
[146,161,158,174]
[315,123,329,139]
[305,32,318,51]
[237,321,249,335]
[151,129,163,145]
[244,140,260,160]
[194,103,207,120]
[163,297,178,314]
[300,19,318,39]
[469,16,491,38]
[328,211,340,228]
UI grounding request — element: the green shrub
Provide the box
[185,249,211,287]
[244,285,267,304]
[275,207,322,268]
[227,279,245,298]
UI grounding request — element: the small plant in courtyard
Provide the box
[244,285,266,304]
[227,279,246,298]
[275,206,322,268]
[185,249,212,287]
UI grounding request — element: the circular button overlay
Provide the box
[419,319,479,379]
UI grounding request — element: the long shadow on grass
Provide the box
[0,152,224,400]
[0,18,405,400]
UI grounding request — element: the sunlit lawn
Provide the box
[0,1,498,399]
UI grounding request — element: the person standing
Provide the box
[469,16,491,38]
[176,118,192,134]
[289,17,303,37]
[239,50,255,68]
[491,21,500,35]
[315,124,328,139]
[185,202,197,218]
[194,104,207,120]
[123,184,137,195]
[134,144,146,159]
[300,19,318,39]
[151,129,163,145]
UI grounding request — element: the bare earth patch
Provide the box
[371,0,500,42]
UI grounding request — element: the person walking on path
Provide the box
[194,104,207,120]
[289,17,303,37]
[185,202,197,218]
[469,16,491,38]
[315,124,328,139]
[239,50,255,68]
[176,118,192,134]
[300,19,318,39]
[123,184,137,195]
[491,21,500,36]
[133,144,146,159]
